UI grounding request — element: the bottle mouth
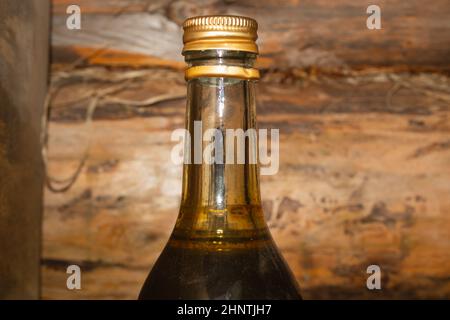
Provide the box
[182,15,259,54]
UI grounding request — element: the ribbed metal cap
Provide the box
[182,15,258,54]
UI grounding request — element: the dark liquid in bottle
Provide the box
[139,236,302,300]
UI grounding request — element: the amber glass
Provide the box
[139,50,301,300]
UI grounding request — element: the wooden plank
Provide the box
[42,67,450,299]
[51,0,450,71]
[52,0,168,15]
[0,0,49,299]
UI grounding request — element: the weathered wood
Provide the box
[0,0,49,299]
[51,0,450,72]
[42,66,450,299]
[43,0,450,300]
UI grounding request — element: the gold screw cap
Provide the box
[182,15,258,54]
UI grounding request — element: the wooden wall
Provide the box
[0,0,49,299]
[42,0,450,299]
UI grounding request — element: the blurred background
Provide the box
[1,0,450,299]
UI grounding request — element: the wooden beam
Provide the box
[42,67,450,299]
[51,0,450,71]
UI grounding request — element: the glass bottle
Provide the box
[139,15,302,300]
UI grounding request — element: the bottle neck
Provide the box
[174,50,267,241]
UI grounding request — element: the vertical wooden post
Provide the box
[0,0,49,299]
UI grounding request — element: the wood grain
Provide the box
[43,0,450,299]
[0,0,49,299]
[42,65,450,299]
[51,0,450,72]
